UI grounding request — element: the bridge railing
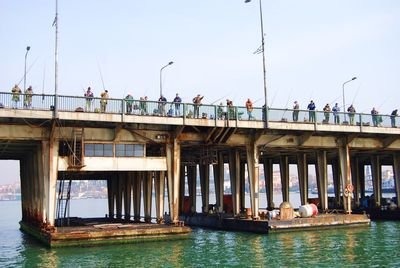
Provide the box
[0,92,398,128]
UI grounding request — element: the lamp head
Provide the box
[352,77,357,80]
[26,46,30,51]
[168,61,174,65]
[245,0,252,3]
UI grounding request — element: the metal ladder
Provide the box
[56,179,72,227]
[69,128,84,167]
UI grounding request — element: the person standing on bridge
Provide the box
[371,107,379,127]
[292,101,299,122]
[125,93,134,114]
[391,109,398,128]
[323,103,331,123]
[84,87,94,112]
[173,93,182,116]
[11,84,22,109]
[246,98,253,120]
[332,103,340,124]
[158,95,167,116]
[24,86,33,109]
[307,100,316,122]
[100,90,109,113]
[347,104,356,125]
[193,94,204,118]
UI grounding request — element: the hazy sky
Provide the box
[0,0,400,183]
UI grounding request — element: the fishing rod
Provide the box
[281,89,293,118]
[351,82,362,105]
[97,61,106,91]
[41,64,46,101]
[211,93,230,105]
[269,90,278,108]
[253,97,264,104]
[16,57,39,86]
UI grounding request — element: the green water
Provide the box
[1,201,400,267]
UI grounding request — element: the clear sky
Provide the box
[0,0,400,183]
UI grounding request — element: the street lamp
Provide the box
[342,77,357,122]
[160,61,174,97]
[245,0,268,126]
[24,46,31,91]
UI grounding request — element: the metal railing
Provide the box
[0,91,398,129]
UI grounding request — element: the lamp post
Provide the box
[342,77,357,122]
[24,46,31,91]
[245,0,268,126]
[160,61,174,97]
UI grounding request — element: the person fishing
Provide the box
[11,84,22,109]
[158,95,167,116]
[84,87,94,112]
[245,98,253,120]
[125,93,134,114]
[332,103,340,124]
[371,107,379,127]
[323,103,331,123]
[226,99,234,119]
[193,94,204,118]
[173,93,182,116]
[307,100,316,122]
[391,109,398,128]
[24,86,33,109]
[100,89,109,113]
[347,104,356,125]
[292,101,299,122]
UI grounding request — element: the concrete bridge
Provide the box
[0,91,399,234]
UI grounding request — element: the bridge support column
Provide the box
[263,158,274,210]
[166,139,181,223]
[229,149,241,216]
[143,172,153,223]
[358,162,366,199]
[339,143,352,213]
[155,171,165,223]
[371,155,382,207]
[279,156,289,203]
[316,151,328,211]
[107,179,114,219]
[351,157,361,207]
[124,172,132,221]
[246,143,260,220]
[179,165,185,214]
[331,158,341,207]
[297,153,308,206]
[393,154,400,208]
[213,152,224,213]
[43,136,59,226]
[199,164,210,213]
[240,161,246,211]
[187,165,197,214]
[116,174,124,220]
[133,172,142,222]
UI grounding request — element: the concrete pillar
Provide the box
[392,154,400,208]
[187,165,197,213]
[316,151,328,211]
[229,149,241,216]
[199,164,210,213]
[350,157,361,207]
[107,179,115,218]
[179,165,185,213]
[279,156,289,203]
[213,152,224,213]
[331,159,341,207]
[124,172,132,221]
[240,161,246,211]
[297,153,308,205]
[155,171,165,223]
[263,158,274,209]
[246,143,260,220]
[116,174,124,220]
[358,162,366,198]
[371,155,382,207]
[44,137,59,226]
[133,172,142,222]
[143,172,153,223]
[338,143,352,213]
[166,139,181,223]
[35,145,44,223]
